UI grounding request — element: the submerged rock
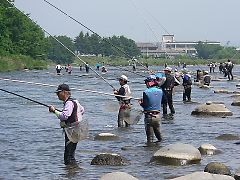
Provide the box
[216,134,240,141]
[100,172,138,180]
[191,102,233,116]
[94,133,119,141]
[151,143,201,166]
[91,153,129,166]
[214,89,231,94]
[198,143,219,155]
[204,162,231,176]
[231,101,240,106]
[170,171,234,180]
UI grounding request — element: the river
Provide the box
[0,65,239,180]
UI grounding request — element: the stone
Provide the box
[100,172,138,180]
[91,153,129,166]
[198,143,218,155]
[191,102,233,116]
[94,133,119,141]
[151,143,201,166]
[231,101,240,106]
[204,162,231,176]
[170,171,234,180]
[234,167,240,180]
[216,134,240,141]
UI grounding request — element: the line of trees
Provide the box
[0,1,140,64]
[1,1,240,65]
[195,42,240,60]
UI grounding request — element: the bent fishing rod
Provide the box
[7,1,115,91]
[43,0,149,72]
[0,77,141,101]
[0,88,61,111]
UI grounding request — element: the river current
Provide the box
[0,65,239,180]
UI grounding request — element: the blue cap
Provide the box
[155,72,165,79]
[145,74,156,82]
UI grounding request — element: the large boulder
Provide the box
[100,172,138,180]
[198,143,219,155]
[170,171,234,180]
[91,153,129,166]
[94,133,120,141]
[191,102,233,116]
[204,162,231,176]
[151,143,201,166]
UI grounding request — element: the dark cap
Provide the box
[55,84,70,93]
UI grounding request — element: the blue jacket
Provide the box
[141,87,163,111]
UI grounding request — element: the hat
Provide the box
[163,67,172,72]
[118,75,128,81]
[55,84,70,93]
[144,74,156,82]
[155,72,165,79]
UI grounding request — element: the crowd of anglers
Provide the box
[51,61,235,166]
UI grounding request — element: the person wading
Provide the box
[182,71,192,102]
[139,75,163,143]
[161,67,176,117]
[114,75,132,127]
[49,84,84,165]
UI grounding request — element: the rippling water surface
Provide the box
[0,65,239,180]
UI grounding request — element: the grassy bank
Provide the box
[0,55,48,72]
[74,56,240,67]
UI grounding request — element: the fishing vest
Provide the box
[204,75,211,84]
[122,84,131,101]
[143,87,162,111]
[64,98,84,125]
[161,74,175,91]
[182,74,192,86]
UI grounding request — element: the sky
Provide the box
[13,0,240,46]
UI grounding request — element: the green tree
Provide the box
[47,35,75,64]
[195,42,222,59]
[0,1,48,58]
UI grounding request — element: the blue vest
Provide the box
[143,87,163,111]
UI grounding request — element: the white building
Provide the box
[137,35,220,58]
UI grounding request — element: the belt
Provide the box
[164,88,172,91]
[144,111,160,115]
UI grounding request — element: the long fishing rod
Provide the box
[42,0,149,72]
[0,77,141,100]
[7,1,116,90]
[0,88,61,111]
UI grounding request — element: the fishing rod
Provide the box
[42,0,149,72]
[0,88,61,111]
[7,1,116,90]
[0,77,141,100]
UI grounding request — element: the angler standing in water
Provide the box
[114,75,132,127]
[139,75,163,143]
[182,71,192,102]
[161,67,176,117]
[56,64,62,75]
[49,84,84,165]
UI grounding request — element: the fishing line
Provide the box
[0,77,141,100]
[0,88,61,111]
[42,0,149,71]
[7,0,116,90]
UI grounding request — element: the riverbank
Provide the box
[1,54,239,72]
[74,56,240,67]
[0,55,48,72]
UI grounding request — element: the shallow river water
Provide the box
[0,65,239,180]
